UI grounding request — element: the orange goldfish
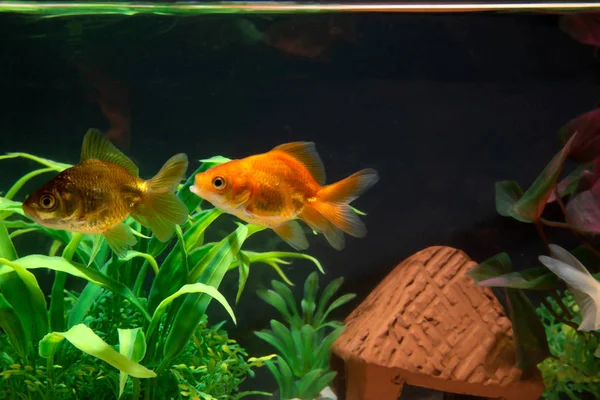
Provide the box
[190,142,378,250]
[22,129,189,256]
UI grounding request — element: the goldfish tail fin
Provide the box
[302,168,378,244]
[103,223,137,258]
[134,153,189,241]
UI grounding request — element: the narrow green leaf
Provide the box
[0,152,71,171]
[122,251,159,275]
[118,328,147,398]
[296,368,330,399]
[236,250,250,304]
[39,324,156,378]
[301,272,319,323]
[147,282,236,343]
[257,289,293,324]
[269,320,296,360]
[320,293,356,323]
[184,208,222,252]
[314,325,346,370]
[255,331,294,368]
[270,280,301,327]
[5,167,55,200]
[0,220,17,260]
[0,292,29,359]
[315,277,344,326]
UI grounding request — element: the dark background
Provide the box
[0,8,598,395]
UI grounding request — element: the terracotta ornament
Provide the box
[331,246,545,400]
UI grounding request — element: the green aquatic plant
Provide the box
[537,292,600,400]
[255,271,355,400]
[0,150,325,399]
[466,110,600,397]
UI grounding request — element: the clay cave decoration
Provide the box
[330,246,545,400]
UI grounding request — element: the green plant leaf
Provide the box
[257,289,293,324]
[505,288,551,371]
[266,357,294,399]
[320,293,356,324]
[270,280,302,327]
[5,167,55,200]
[236,250,250,304]
[39,324,156,378]
[467,252,513,282]
[0,220,17,260]
[475,268,558,290]
[314,325,346,370]
[295,368,332,400]
[315,277,344,327]
[183,208,222,252]
[0,292,29,359]
[161,223,248,366]
[147,282,236,344]
[0,152,71,171]
[269,320,296,361]
[301,272,319,324]
[118,328,147,398]
[495,134,577,222]
[254,330,294,364]
[122,251,159,275]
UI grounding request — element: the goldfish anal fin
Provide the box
[103,223,137,258]
[272,142,326,185]
[299,206,345,250]
[272,220,309,250]
[81,128,139,177]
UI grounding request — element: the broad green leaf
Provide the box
[475,268,557,290]
[68,276,105,328]
[0,292,29,359]
[0,257,49,344]
[118,328,147,398]
[161,223,248,365]
[0,255,150,321]
[467,252,513,282]
[0,220,17,260]
[505,288,551,370]
[39,324,156,378]
[315,325,346,368]
[269,320,296,360]
[147,225,188,314]
[254,330,293,365]
[496,134,576,222]
[147,282,236,343]
[495,181,525,220]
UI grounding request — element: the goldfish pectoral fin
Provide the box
[272,220,309,250]
[299,206,345,250]
[132,206,177,242]
[80,129,139,176]
[148,153,189,194]
[271,142,326,185]
[103,223,137,258]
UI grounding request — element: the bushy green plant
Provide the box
[0,150,326,399]
[255,271,355,400]
[537,292,600,400]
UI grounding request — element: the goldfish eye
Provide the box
[40,194,56,209]
[212,176,227,190]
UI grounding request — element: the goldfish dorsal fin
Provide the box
[272,142,326,185]
[81,129,139,177]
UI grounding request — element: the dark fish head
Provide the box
[23,173,81,229]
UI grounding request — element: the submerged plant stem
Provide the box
[535,220,550,253]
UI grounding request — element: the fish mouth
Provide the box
[189,185,200,196]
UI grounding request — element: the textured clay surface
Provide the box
[331,246,545,400]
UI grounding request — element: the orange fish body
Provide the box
[190,142,378,250]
